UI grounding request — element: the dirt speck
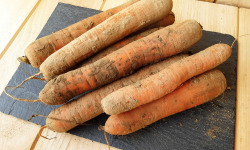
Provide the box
[83,22,94,29]
[207,128,218,139]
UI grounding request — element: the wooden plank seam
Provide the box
[99,0,107,10]
[0,0,42,60]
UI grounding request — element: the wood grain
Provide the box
[102,0,129,10]
[173,0,238,37]
[59,0,102,9]
[235,8,250,150]
[0,0,102,96]
[0,0,116,149]
[199,0,250,9]
[216,0,250,9]
[0,0,249,149]
[0,112,41,150]
[34,128,119,150]
[0,0,40,58]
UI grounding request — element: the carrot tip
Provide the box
[98,125,105,131]
[17,56,30,64]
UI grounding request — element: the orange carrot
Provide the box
[101,43,232,115]
[40,0,173,81]
[39,20,202,105]
[104,69,227,135]
[22,0,140,68]
[46,55,188,132]
[136,11,175,33]
[76,12,175,68]
[78,27,163,68]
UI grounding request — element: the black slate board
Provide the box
[0,3,237,150]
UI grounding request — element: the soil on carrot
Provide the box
[89,59,119,86]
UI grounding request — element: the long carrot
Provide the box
[40,0,173,81]
[21,0,140,68]
[46,55,188,132]
[39,20,202,105]
[101,43,232,115]
[75,12,175,68]
[104,69,227,135]
[20,10,175,68]
[78,27,163,68]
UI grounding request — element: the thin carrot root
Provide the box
[19,64,45,81]
[11,72,42,90]
[30,125,48,150]
[28,114,89,125]
[3,72,43,102]
[230,34,250,47]
[104,129,110,150]
[3,86,40,102]
[104,69,227,135]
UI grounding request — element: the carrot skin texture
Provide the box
[74,12,175,68]
[78,27,163,68]
[101,43,232,115]
[24,0,140,68]
[105,69,227,135]
[135,11,175,33]
[46,55,188,132]
[40,0,173,81]
[39,20,202,105]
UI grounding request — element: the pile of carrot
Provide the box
[6,0,233,136]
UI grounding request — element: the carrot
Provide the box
[39,20,202,105]
[135,11,175,33]
[46,55,188,132]
[78,27,163,68]
[101,43,232,115]
[40,0,173,81]
[104,69,227,135]
[75,12,175,68]
[22,0,140,68]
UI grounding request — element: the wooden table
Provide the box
[0,0,249,149]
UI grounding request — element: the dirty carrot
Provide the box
[46,55,188,132]
[40,0,173,81]
[39,20,202,105]
[136,11,175,33]
[76,11,175,68]
[104,69,227,135]
[101,43,232,115]
[78,27,163,68]
[21,0,140,68]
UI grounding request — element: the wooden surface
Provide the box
[199,0,250,8]
[0,0,249,149]
[0,0,40,58]
[0,112,41,149]
[235,8,250,150]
